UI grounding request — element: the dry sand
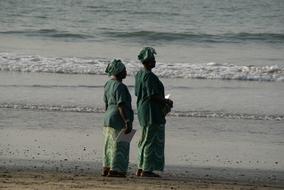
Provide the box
[0,171,282,190]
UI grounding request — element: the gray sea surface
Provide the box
[0,0,284,66]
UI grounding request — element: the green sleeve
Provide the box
[145,74,160,97]
[114,84,128,105]
[103,92,107,104]
[134,74,138,96]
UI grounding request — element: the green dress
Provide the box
[135,68,166,172]
[103,79,133,173]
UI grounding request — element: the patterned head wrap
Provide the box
[138,47,156,63]
[105,59,126,76]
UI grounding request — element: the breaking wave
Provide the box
[0,53,283,82]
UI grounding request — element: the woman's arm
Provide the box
[150,95,164,103]
[118,103,132,134]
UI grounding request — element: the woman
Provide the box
[135,47,173,177]
[102,59,134,177]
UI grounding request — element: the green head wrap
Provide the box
[138,47,156,63]
[105,59,126,76]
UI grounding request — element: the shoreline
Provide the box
[1,71,283,189]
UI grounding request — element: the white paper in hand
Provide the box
[165,94,171,99]
[116,129,136,143]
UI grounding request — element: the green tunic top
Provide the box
[135,69,166,126]
[104,79,134,129]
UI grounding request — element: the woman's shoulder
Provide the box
[145,71,158,81]
[105,79,126,91]
[136,69,157,81]
[104,79,114,87]
[104,79,121,89]
[116,81,125,87]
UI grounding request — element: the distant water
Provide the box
[0,0,284,81]
[1,0,284,43]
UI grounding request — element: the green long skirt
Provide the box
[138,124,165,172]
[103,127,130,173]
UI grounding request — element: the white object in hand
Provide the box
[165,94,171,99]
[116,129,136,143]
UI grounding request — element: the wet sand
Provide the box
[0,109,284,189]
[0,171,283,190]
[0,72,283,189]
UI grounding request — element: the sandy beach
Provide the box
[1,170,283,190]
[0,111,283,190]
[1,72,284,189]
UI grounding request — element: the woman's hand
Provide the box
[165,99,173,108]
[161,98,173,116]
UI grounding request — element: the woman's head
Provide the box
[138,47,156,69]
[105,59,127,79]
[116,67,127,79]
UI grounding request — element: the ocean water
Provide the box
[0,0,284,81]
[0,0,284,173]
[0,0,284,117]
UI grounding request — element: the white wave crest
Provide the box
[0,52,283,82]
[155,62,284,81]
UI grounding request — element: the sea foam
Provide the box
[0,53,283,82]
